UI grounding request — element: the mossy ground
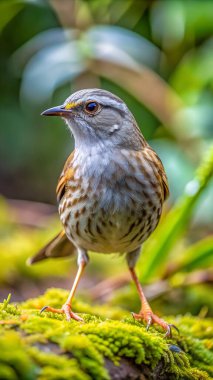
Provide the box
[0,288,212,380]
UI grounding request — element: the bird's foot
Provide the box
[132,310,178,338]
[40,303,83,322]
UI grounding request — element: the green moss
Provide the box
[22,288,127,320]
[27,347,89,380]
[75,320,166,367]
[0,331,37,380]
[62,336,109,380]
[0,289,212,380]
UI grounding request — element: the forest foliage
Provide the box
[0,1,212,378]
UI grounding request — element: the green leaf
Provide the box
[176,236,213,272]
[139,145,213,282]
[0,1,23,32]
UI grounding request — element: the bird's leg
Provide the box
[127,249,177,338]
[40,249,89,321]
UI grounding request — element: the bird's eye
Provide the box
[85,101,100,115]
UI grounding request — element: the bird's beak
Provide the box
[41,105,71,117]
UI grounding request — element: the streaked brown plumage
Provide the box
[29,89,176,337]
[57,146,168,255]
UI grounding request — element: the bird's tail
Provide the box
[27,230,76,265]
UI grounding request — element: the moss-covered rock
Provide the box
[0,289,212,380]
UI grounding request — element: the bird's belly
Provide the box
[59,197,162,253]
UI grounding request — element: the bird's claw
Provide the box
[164,324,172,338]
[132,311,178,338]
[39,304,83,322]
[40,305,49,314]
[146,316,152,331]
[164,324,179,338]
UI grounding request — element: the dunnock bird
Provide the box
[29,89,175,337]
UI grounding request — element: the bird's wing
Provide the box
[27,230,76,265]
[143,146,169,201]
[56,150,75,202]
[28,150,77,265]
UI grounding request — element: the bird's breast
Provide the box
[58,149,164,253]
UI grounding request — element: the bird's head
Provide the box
[42,89,144,150]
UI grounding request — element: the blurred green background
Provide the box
[0,0,212,317]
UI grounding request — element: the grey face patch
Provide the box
[65,89,126,114]
[60,88,144,151]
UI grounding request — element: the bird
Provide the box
[29,88,176,337]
